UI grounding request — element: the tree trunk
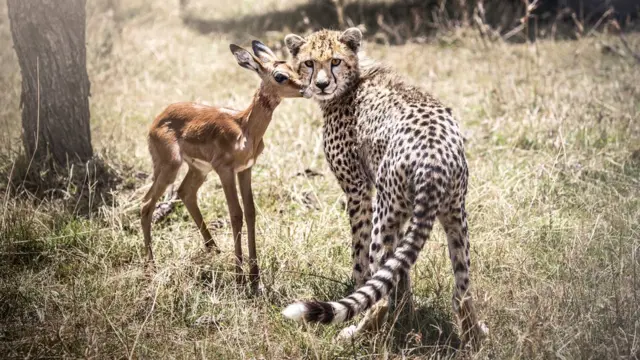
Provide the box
[7,0,92,166]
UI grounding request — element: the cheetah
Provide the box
[281,28,487,345]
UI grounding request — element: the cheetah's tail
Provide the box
[282,191,437,325]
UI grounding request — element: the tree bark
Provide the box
[7,0,92,166]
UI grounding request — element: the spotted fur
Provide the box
[282,28,485,344]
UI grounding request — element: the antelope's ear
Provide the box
[284,33,306,57]
[339,27,362,52]
[230,44,263,73]
[251,40,278,63]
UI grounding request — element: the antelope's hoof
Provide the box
[235,274,247,287]
[247,283,264,298]
[143,260,156,276]
[249,278,261,294]
[205,242,221,254]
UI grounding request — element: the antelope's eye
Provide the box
[331,58,342,66]
[274,73,288,83]
[304,60,314,67]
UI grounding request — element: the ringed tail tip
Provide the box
[282,302,307,322]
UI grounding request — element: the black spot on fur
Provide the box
[454,261,466,273]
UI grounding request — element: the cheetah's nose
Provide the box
[315,79,330,91]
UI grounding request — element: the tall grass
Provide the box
[1,0,639,358]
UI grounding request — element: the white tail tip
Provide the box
[282,302,307,322]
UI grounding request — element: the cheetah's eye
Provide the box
[304,60,314,67]
[331,59,342,66]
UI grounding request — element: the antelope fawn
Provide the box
[141,41,305,290]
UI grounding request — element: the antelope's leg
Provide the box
[219,169,245,285]
[238,168,259,292]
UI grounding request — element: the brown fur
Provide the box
[147,93,274,172]
[141,42,303,291]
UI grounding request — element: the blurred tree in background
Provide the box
[7,0,92,167]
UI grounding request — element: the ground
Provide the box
[1,1,639,359]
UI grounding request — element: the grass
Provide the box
[1,0,640,359]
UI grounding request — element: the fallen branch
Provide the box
[152,184,179,223]
[377,13,404,45]
[503,23,524,41]
[586,7,614,37]
[619,33,640,64]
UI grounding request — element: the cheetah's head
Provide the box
[284,28,362,102]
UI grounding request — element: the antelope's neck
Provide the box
[241,86,281,143]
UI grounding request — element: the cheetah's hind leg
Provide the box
[439,206,488,349]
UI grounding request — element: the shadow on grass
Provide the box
[0,151,144,277]
[182,0,490,45]
[181,0,639,45]
[0,154,136,216]
[276,269,463,356]
[384,294,461,357]
[0,207,56,268]
[333,296,461,358]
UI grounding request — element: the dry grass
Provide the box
[1,0,640,359]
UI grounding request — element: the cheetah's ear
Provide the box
[339,27,362,52]
[284,33,306,57]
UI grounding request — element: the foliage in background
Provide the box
[181,0,640,44]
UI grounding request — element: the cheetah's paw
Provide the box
[336,325,358,341]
